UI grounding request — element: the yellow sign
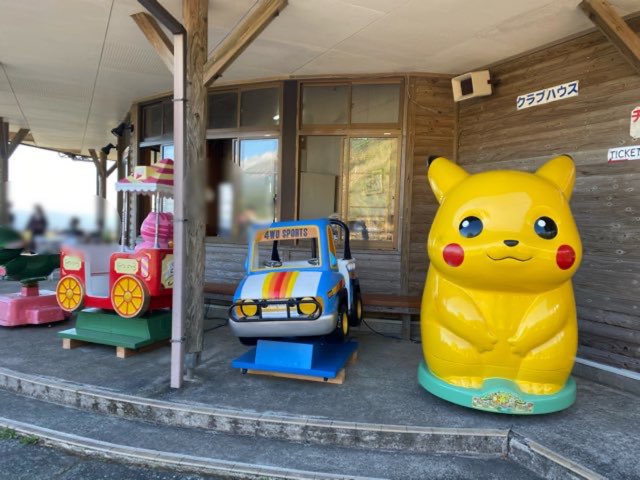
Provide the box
[161,254,174,288]
[257,226,319,242]
[114,258,138,275]
[63,255,82,271]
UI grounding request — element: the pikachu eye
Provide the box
[459,216,483,238]
[534,216,558,239]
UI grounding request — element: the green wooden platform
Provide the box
[58,308,171,349]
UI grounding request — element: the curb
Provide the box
[0,367,605,479]
[0,367,507,456]
[0,417,378,480]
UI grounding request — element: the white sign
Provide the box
[516,81,579,110]
[608,145,640,163]
[631,106,640,139]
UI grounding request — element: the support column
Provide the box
[182,0,207,374]
[0,118,8,225]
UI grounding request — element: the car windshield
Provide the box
[250,225,323,271]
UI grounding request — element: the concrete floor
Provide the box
[0,280,639,478]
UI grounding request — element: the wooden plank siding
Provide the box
[456,17,640,372]
[406,77,456,294]
[204,242,402,295]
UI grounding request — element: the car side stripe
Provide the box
[284,271,299,297]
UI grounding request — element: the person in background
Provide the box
[61,217,84,245]
[26,204,47,251]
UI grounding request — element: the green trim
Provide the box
[417,360,576,415]
[58,309,171,349]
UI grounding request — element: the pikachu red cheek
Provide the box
[556,244,576,270]
[443,243,464,267]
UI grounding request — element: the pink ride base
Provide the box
[0,285,68,327]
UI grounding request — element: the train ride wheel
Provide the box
[56,275,85,312]
[110,275,149,318]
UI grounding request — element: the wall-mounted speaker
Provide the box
[451,71,492,102]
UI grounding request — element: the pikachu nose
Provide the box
[504,240,519,247]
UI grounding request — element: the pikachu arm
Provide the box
[508,295,569,355]
[435,292,498,353]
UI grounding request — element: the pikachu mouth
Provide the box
[487,253,532,262]
[487,253,533,262]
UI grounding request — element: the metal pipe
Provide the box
[170,32,186,389]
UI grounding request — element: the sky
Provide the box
[7,145,118,233]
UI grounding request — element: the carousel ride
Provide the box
[57,159,175,351]
[0,226,66,326]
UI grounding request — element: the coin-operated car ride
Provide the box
[229,218,363,345]
[56,158,175,319]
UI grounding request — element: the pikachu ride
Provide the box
[418,155,582,414]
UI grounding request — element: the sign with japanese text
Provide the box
[631,107,640,139]
[608,145,640,163]
[516,81,579,110]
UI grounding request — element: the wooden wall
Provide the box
[405,77,456,294]
[456,18,640,372]
[205,242,402,294]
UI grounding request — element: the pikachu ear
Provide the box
[427,156,469,204]
[535,155,576,200]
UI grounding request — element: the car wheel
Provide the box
[350,284,363,327]
[328,303,349,343]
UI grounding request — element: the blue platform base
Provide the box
[232,340,358,380]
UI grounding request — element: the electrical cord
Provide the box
[361,317,422,344]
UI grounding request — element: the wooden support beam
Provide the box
[131,12,175,73]
[88,148,101,174]
[203,0,287,85]
[7,128,30,158]
[106,161,118,177]
[183,0,207,359]
[8,130,34,144]
[0,119,9,225]
[579,0,640,75]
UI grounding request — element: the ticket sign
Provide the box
[257,226,319,242]
[63,255,82,271]
[631,106,640,139]
[608,145,640,163]
[114,258,139,275]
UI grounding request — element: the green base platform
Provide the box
[58,308,172,349]
[418,360,576,415]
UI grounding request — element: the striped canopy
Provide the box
[116,158,174,197]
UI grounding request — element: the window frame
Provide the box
[297,78,405,250]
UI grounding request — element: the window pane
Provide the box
[351,84,401,124]
[240,88,279,128]
[208,91,238,129]
[299,136,342,219]
[346,138,398,242]
[302,85,348,125]
[143,102,162,139]
[238,138,278,226]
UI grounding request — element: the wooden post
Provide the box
[579,0,640,75]
[182,0,207,369]
[0,118,8,225]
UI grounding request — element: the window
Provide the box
[302,85,348,126]
[240,88,279,128]
[298,80,403,247]
[207,138,278,238]
[141,98,173,142]
[351,84,400,124]
[299,135,399,244]
[207,86,280,130]
[206,84,281,240]
[208,91,237,129]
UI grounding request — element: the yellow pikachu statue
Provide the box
[417,155,582,414]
